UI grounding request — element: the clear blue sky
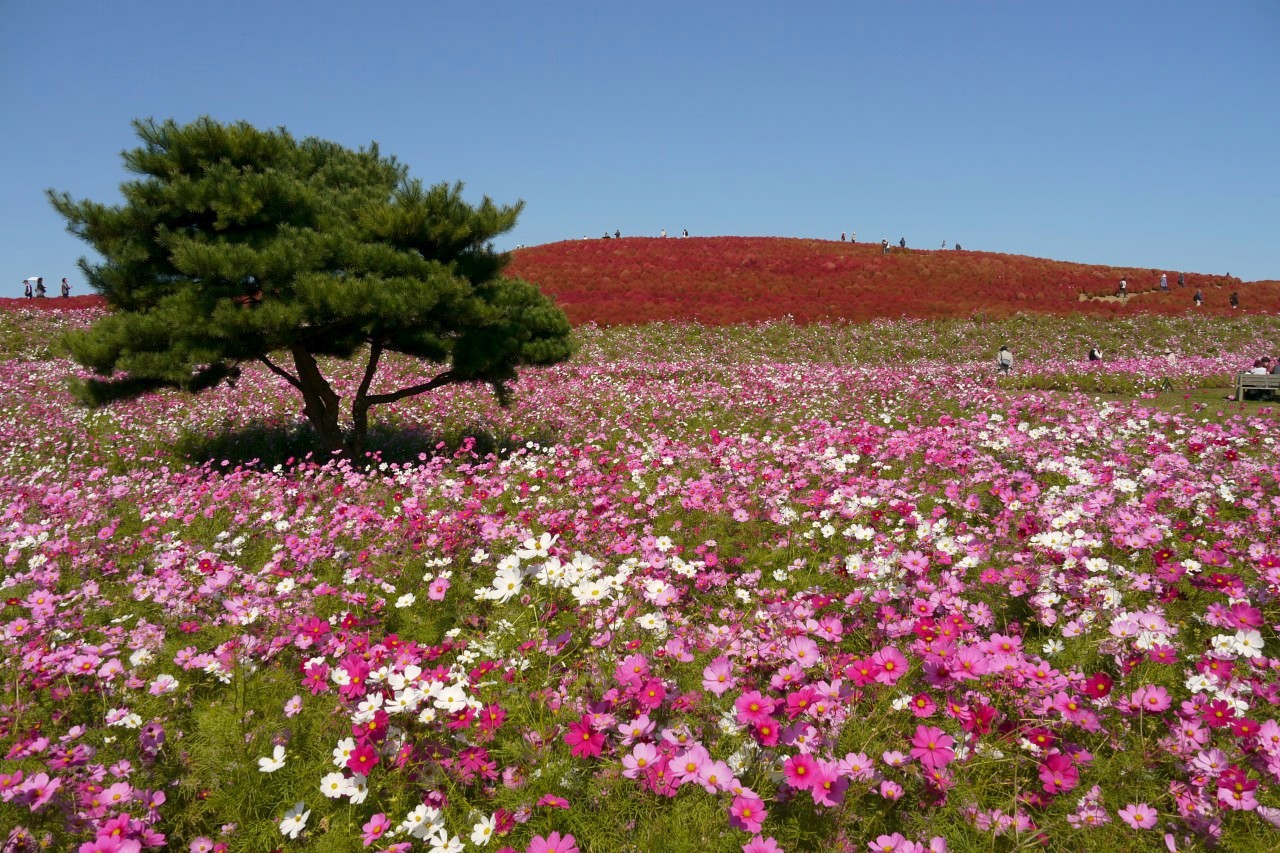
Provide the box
[4,1,1278,290]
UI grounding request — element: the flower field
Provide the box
[4,305,1280,852]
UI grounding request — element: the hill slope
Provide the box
[507,237,1277,325]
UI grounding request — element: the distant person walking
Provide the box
[941,240,946,249]
[1230,291,1240,309]
[1178,272,1185,288]
[660,229,667,238]
[22,279,32,299]
[614,230,620,239]
[34,277,46,298]
[840,231,846,241]
[60,278,70,298]
[997,346,1014,374]
[682,229,688,238]
[1194,289,1204,306]
[850,231,856,242]
[1159,273,1168,291]
[881,239,889,255]
[1118,279,1127,297]
[899,237,906,249]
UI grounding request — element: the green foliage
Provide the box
[50,116,574,453]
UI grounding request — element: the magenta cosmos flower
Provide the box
[1038,754,1079,793]
[909,725,956,769]
[563,715,605,759]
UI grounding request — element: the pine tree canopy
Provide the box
[49,117,574,456]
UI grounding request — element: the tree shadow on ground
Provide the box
[173,419,561,471]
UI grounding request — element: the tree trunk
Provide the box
[349,341,383,459]
[289,343,347,456]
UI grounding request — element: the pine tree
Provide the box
[49,117,574,457]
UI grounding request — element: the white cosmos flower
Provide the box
[258,744,286,773]
[1235,630,1265,658]
[395,593,416,608]
[319,771,347,798]
[470,814,497,846]
[342,773,369,804]
[431,832,464,853]
[279,801,310,839]
[332,737,356,768]
[489,566,523,603]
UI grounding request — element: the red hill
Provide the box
[7,241,1274,325]
[507,237,1278,325]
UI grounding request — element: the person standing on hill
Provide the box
[614,230,620,239]
[23,279,32,299]
[1159,273,1168,291]
[34,277,46,298]
[840,231,846,241]
[881,239,889,255]
[1118,279,1128,297]
[1194,289,1204,306]
[660,229,667,238]
[60,278,70,298]
[1178,272,1185,288]
[1230,291,1240,309]
[997,346,1014,374]
[899,237,906,249]
[850,231,856,242]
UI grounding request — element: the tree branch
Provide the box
[355,341,383,402]
[258,354,301,390]
[364,370,460,406]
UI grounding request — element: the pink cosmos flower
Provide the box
[735,691,777,726]
[871,647,908,685]
[564,716,605,759]
[742,837,784,853]
[623,743,659,779]
[427,577,450,600]
[910,725,956,769]
[673,745,710,786]
[79,840,141,853]
[1038,753,1079,793]
[698,759,733,794]
[347,742,380,774]
[616,713,654,745]
[1117,803,1157,829]
[361,813,390,846]
[729,793,767,834]
[878,780,904,800]
[536,794,570,809]
[786,636,821,669]
[810,762,848,808]
[18,772,60,810]
[839,752,875,781]
[783,752,819,791]
[527,831,579,853]
[702,656,737,696]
